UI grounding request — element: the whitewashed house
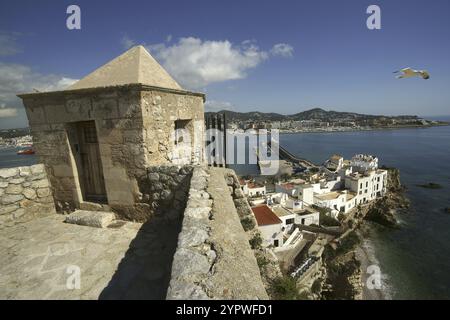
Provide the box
[251,205,284,248]
[240,180,266,198]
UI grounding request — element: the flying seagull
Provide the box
[394,67,430,80]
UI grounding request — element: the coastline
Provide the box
[355,228,389,300]
[320,167,407,300]
[277,123,449,135]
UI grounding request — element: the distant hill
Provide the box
[205,108,419,122]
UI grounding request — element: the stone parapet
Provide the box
[0,164,55,227]
[167,167,268,300]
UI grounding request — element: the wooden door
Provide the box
[77,121,107,203]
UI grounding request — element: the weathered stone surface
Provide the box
[12,209,26,219]
[0,214,181,299]
[30,164,45,175]
[184,207,211,220]
[31,179,49,189]
[23,188,37,200]
[19,166,31,177]
[147,172,159,182]
[171,248,211,278]
[198,168,269,299]
[5,184,23,195]
[64,210,116,228]
[167,167,268,300]
[137,165,193,221]
[0,164,55,225]
[36,188,50,198]
[9,177,25,184]
[0,168,18,179]
[0,181,8,188]
[179,227,209,248]
[167,282,209,300]
[1,194,24,205]
[0,204,19,216]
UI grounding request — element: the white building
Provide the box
[251,205,284,248]
[271,206,296,235]
[275,183,297,197]
[295,207,320,226]
[296,184,314,205]
[350,154,379,172]
[241,180,266,198]
[314,190,357,213]
[345,169,387,204]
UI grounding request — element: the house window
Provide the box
[274,239,279,247]
[285,218,295,225]
[174,119,191,145]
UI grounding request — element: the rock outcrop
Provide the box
[364,167,409,228]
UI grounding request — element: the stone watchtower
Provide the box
[18,46,205,219]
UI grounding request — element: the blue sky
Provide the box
[1,0,450,129]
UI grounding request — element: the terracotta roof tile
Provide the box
[251,205,282,226]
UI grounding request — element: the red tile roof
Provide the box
[280,183,294,190]
[248,182,264,189]
[251,205,282,226]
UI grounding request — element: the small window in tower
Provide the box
[174,119,191,145]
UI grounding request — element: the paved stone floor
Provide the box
[0,214,180,299]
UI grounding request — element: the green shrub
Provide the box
[249,233,263,250]
[256,254,270,274]
[241,217,256,231]
[269,276,302,300]
[311,279,322,294]
[319,212,341,227]
[336,231,360,255]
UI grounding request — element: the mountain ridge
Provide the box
[205,108,420,122]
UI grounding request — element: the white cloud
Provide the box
[119,36,294,89]
[205,100,235,112]
[147,37,273,89]
[0,104,18,118]
[121,34,136,50]
[0,31,22,56]
[270,43,294,58]
[0,62,78,121]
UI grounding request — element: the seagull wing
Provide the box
[401,68,416,76]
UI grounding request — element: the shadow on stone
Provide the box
[99,216,182,300]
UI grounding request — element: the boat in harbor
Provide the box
[17,148,35,155]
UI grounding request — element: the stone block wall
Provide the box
[167,167,268,300]
[166,166,214,299]
[21,86,146,211]
[20,85,205,220]
[0,164,55,226]
[141,90,204,166]
[125,165,193,222]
